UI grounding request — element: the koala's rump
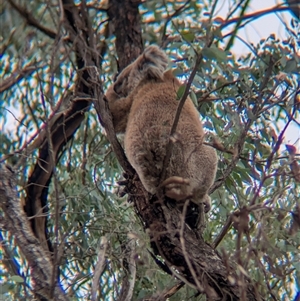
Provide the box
[124,83,205,192]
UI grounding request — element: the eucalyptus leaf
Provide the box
[202,47,227,62]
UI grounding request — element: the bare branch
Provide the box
[221,4,293,30]
[8,0,57,39]
[117,239,137,301]
[92,236,108,301]
[0,65,38,93]
[159,47,207,183]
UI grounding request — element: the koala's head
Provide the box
[106,45,168,101]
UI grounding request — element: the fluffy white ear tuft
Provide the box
[138,45,168,80]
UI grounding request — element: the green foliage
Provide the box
[1,0,299,300]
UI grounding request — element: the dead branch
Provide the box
[8,0,57,39]
[91,236,108,301]
[0,64,38,93]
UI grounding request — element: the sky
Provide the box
[216,0,300,151]
[217,0,293,54]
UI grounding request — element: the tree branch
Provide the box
[221,4,293,31]
[0,64,39,93]
[107,0,143,70]
[23,0,100,255]
[8,0,57,39]
[131,180,261,301]
[159,44,211,183]
[0,164,69,301]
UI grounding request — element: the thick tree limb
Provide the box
[0,165,69,301]
[98,1,265,300]
[24,0,101,252]
[24,92,91,251]
[94,0,144,172]
[130,180,261,301]
[107,0,143,70]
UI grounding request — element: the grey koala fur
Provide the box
[106,45,218,212]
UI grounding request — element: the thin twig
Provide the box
[91,236,108,301]
[212,214,233,249]
[265,118,292,171]
[160,0,191,44]
[159,48,208,183]
[224,0,251,51]
[197,80,240,103]
[221,5,291,30]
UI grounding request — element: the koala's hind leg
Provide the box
[161,176,192,200]
[161,176,212,213]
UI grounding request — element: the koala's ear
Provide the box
[137,45,168,80]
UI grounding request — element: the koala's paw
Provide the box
[139,45,168,80]
[161,176,193,201]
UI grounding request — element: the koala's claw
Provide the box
[117,185,128,197]
[201,194,211,213]
[117,179,129,186]
[117,175,130,197]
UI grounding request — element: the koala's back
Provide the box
[106,45,218,212]
[124,71,205,194]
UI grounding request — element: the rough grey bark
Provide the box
[107,0,143,70]
[0,165,69,301]
[123,177,261,301]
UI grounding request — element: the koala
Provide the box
[106,45,218,213]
